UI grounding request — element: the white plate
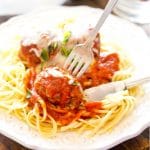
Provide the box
[0,6,150,150]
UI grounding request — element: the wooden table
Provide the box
[0,1,149,149]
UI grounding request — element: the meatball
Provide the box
[19,33,52,67]
[34,67,83,109]
[19,43,41,67]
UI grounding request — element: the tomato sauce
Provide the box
[24,52,119,125]
[78,53,119,89]
[34,71,82,109]
[19,43,41,67]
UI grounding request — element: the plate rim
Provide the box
[0,6,150,150]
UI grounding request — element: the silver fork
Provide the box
[64,0,119,77]
[84,76,150,101]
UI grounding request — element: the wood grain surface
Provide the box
[0,0,149,149]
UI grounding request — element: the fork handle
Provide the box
[86,0,119,47]
[84,76,150,101]
[125,76,150,88]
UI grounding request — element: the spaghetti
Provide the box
[0,26,140,137]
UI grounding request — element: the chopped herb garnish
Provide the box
[53,42,58,49]
[48,42,58,54]
[72,82,78,86]
[41,48,49,61]
[26,89,32,99]
[63,31,72,44]
[40,61,45,71]
[61,46,72,57]
[58,22,66,29]
[58,18,74,29]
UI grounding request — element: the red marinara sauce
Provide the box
[25,67,103,125]
[78,53,119,89]
[19,43,41,67]
[34,67,83,109]
[24,53,119,125]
